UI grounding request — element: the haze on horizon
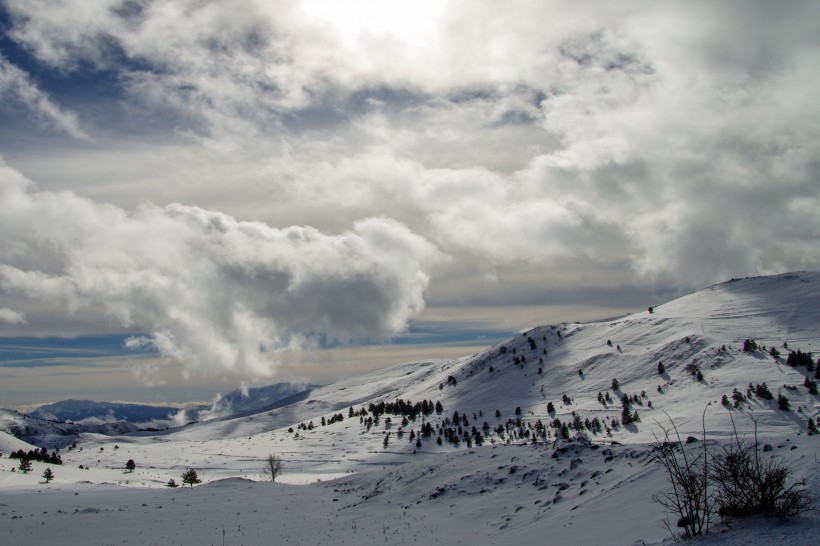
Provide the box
[1,1,819,407]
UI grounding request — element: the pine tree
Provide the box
[125,459,136,473]
[19,458,32,474]
[166,478,178,488]
[181,468,202,488]
[42,467,54,483]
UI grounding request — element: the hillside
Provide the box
[1,271,818,545]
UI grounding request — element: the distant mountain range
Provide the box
[15,382,316,435]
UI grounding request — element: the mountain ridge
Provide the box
[1,271,818,545]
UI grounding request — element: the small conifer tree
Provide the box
[181,468,201,488]
[125,459,136,473]
[42,467,54,483]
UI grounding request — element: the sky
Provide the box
[1,0,819,408]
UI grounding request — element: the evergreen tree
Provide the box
[19,458,32,474]
[42,467,54,483]
[181,468,201,488]
[611,378,620,391]
[166,478,178,488]
[125,459,136,473]
[755,382,774,400]
[657,362,665,374]
[560,423,570,439]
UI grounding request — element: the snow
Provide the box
[1,271,818,544]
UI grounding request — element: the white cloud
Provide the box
[1,0,819,315]
[0,55,89,140]
[0,307,27,324]
[0,162,440,377]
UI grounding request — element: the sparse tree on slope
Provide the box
[125,459,136,473]
[262,453,283,482]
[42,467,54,483]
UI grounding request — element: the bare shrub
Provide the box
[651,410,714,540]
[712,417,812,519]
[653,410,814,541]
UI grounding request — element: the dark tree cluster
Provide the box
[597,391,613,405]
[786,349,816,373]
[321,413,345,426]
[750,382,774,400]
[440,422,485,447]
[620,394,640,426]
[743,339,758,352]
[549,413,603,438]
[685,362,704,381]
[495,417,548,442]
[9,447,62,465]
[365,398,442,421]
[732,388,746,407]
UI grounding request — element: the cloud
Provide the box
[1,0,819,311]
[0,307,26,324]
[0,55,89,140]
[0,161,440,377]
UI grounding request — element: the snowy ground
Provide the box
[1,272,819,544]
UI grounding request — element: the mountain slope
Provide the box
[1,271,817,545]
[41,271,818,482]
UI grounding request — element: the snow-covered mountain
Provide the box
[1,272,818,545]
[0,407,144,444]
[199,381,318,420]
[29,400,186,426]
[25,382,315,429]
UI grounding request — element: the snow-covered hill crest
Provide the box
[1,271,818,545]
